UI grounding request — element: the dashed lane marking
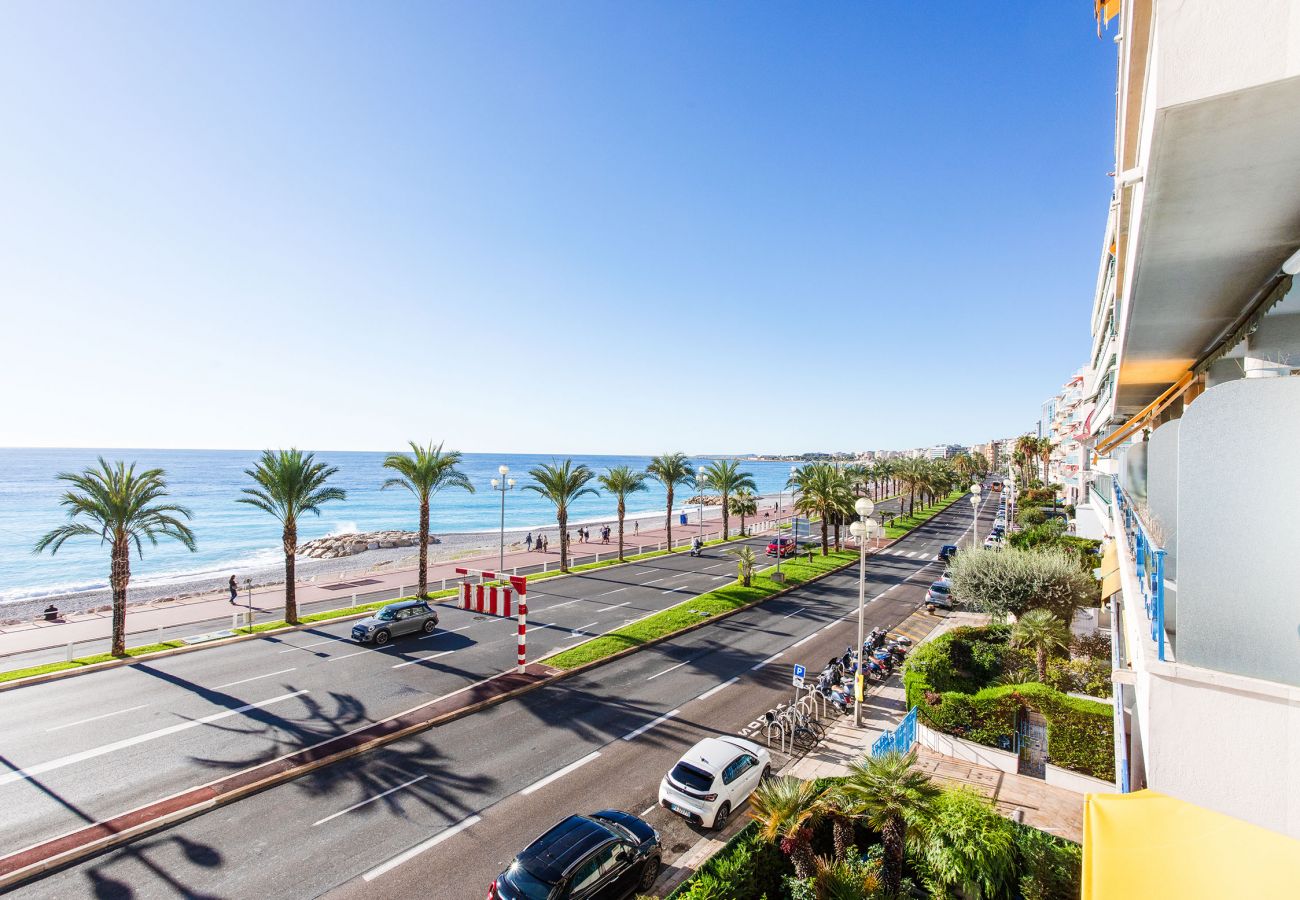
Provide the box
[521,751,601,795]
[362,815,482,881]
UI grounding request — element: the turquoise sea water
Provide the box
[0,449,797,603]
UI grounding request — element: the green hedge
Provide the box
[905,628,1114,780]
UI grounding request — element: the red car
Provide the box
[766,537,797,557]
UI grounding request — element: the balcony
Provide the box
[1114,481,1170,662]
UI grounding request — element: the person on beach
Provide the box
[228,575,238,604]
[526,533,533,551]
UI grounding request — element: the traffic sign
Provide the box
[792,664,806,689]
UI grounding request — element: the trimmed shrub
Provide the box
[1017,507,1048,527]
[948,547,1098,622]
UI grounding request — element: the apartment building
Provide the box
[1075,0,1300,839]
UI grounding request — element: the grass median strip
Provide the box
[0,641,188,685]
[883,490,964,539]
[541,550,857,670]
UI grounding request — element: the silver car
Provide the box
[351,600,439,645]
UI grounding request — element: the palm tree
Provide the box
[700,459,756,541]
[238,449,346,624]
[895,458,925,515]
[35,458,196,656]
[524,459,599,572]
[1037,436,1054,486]
[381,441,474,597]
[1011,608,1071,681]
[645,452,694,549]
[725,545,758,587]
[749,776,825,879]
[839,750,940,895]
[596,465,648,561]
[817,784,864,861]
[789,464,851,555]
[728,488,758,537]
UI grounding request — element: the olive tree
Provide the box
[948,547,1097,623]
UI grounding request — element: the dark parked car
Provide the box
[490,810,661,899]
[937,544,958,562]
[350,600,439,645]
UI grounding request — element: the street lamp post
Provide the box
[969,482,982,550]
[848,497,878,727]
[696,466,707,547]
[490,465,516,572]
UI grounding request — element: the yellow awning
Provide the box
[1083,791,1300,899]
[1099,540,1121,600]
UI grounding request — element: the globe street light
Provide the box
[969,482,983,550]
[491,464,516,572]
[849,496,878,727]
[696,465,708,549]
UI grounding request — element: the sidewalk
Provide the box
[2,494,845,662]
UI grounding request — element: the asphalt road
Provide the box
[9,491,996,899]
[0,497,911,671]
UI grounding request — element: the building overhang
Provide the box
[1116,74,1300,414]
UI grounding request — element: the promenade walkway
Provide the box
[0,493,904,669]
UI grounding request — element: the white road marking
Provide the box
[751,652,783,671]
[419,623,475,640]
[704,563,729,572]
[278,636,349,653]
[622,708,680,741]
[697,676,739,700]
[520,751,600,795]
[362,814,482,881]
[44,704,150,733]
[312,775,428,826]
[781,607,803,620]
[544,598,586,611]
[641,577,666,585]
[214,668,297,689]
[326,648,373,662]
[597,600,630,612]
[641,805,657,817]
[599,587,627,597]
[647,659,692,681]
[392,650,456,669]
[0,691,310,788]
[790,633,816,649]
[572,621,598,635]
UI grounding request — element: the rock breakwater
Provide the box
[297,530,439,560]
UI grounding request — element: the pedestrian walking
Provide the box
[544,534,549,552]
[526,532,533,551]
[634,520,639,536]
[228,575,238,604]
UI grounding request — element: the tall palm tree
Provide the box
[725,545,758,587]
[749,776,825,879]
[524,459,599,572]
[840,750,940,895]
[35,458,196,656]
[645,452,694,549]
[1011,608,1071,681]
[238,449,346,624]
[381,441,474,597]
[895,458,925,515]
[596,465,648,561]
[728,488,758,537]
[700,459,756,541]
[789,464,851,555]
[1037,436,1054,486]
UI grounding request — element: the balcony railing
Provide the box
[1113,482,1168,661]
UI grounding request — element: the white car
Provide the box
[658,737,771,829]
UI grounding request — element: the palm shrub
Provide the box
[726,545,758,587]
[523,459,599,572]
[239,449,346,624]
[729,488,758,537]
[947,547,1097,623]
[749,775,825,879]
[646,452,694,548]
[381,441,473,597]
[911,787,1019,900]
[597,465,648,561]
[838,750,939,896]
[701,459,756,540]
[1015,822,1082,900]
[35,458,196,656]
[1011,608,1071,682]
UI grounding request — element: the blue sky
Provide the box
[0,2,1114,454]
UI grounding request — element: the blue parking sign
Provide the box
[792,664,806,688]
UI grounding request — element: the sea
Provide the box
[0,449,800,606]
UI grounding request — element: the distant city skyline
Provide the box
[0,3,1112,453]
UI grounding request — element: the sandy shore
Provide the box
[0,503,757,623]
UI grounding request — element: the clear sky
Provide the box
[0,2,1114,455]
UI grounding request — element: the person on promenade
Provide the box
[228,575,238,604]
[634,520,639,536]
[543,534,549,552]
[526,532,533,551]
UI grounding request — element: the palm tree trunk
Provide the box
[720,492,729,540]
[558,510,569,572]
[617,498,626,561]
[283,523,298,624]
[831,815,854,861]
[791,839,816,880]
[882,816,905,895]
[820,517,829,556]
[110,540,129,656]
[1037,647,1048,682]
[418,498,430,597]
[665,487,674,548]
[740,510,746,537]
